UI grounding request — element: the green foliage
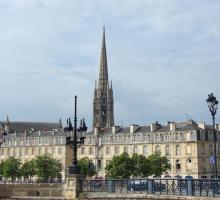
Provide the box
[35,154,62,182]
[20,160,36,180]
[105,152,134,179]
[78,157,96,177]
[148,153,171,177]
[2,157,21,181]
[0,161,4,177]
[105,152,171,179]
[131,153,151,177]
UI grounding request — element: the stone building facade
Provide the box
[0,120,72,180]
[78,120,220,179]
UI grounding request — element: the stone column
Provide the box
[63,174,84,200]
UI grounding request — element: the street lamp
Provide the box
[207,93,219,178]
[64,95,87,174]
[0,123,8,148]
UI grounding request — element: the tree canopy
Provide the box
[35,154,62,182]
[105,152,134,179]
[148,153,171,177]
[105,152,171,179]
[20,160,36,180]
[77,157,96,177]
[2,157,21,181]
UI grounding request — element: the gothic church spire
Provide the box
[98,27,108,90]
[93,28,114,129]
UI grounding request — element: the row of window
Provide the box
[0,147,63,157]
[103,144,191,156]
[101,132,192,144]
[2,137,65,147]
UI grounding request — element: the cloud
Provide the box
[0,0,220,129]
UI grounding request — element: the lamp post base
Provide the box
[69,166,79,175]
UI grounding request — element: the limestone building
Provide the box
[79,120,220,179]
[93,28,114,128]
[0,119,72,181]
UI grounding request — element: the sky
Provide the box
[0,0,220,129]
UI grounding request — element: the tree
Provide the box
[78,157,96,177]
[35,154,62,182]
[131,153,151,178]
[20,160,36,181]
[105,152,134,179]
[2,157,21,182]
[148,153,171,177]
[0,161,4,180]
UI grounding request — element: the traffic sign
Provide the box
[210,156,215,164]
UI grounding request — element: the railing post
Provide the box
[108,180,113,193]
[148,179,154,194]
[187,179,193,196]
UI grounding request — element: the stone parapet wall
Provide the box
[0,184,63,199]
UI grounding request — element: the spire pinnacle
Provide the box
[98,27,108,90]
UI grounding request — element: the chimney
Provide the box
[112,126,120,134]
[150,123,155,132]
[130,124,139,133]
[38,130,41,136]
[198,122,205,130]
[24,131,27,137]
[169,122,176,131]
[94,127,99,135]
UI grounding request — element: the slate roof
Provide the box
[85,120,208,136]
[0,121,61,133]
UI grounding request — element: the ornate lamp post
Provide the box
[0,123,8,148]
[207,93,219,178]
[64,95,87,174]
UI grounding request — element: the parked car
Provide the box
[127,180,148,191]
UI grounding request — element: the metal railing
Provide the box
[83,178,220,197]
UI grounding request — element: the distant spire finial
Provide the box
[103,25,105,33]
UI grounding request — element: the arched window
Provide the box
[166,134,170,141]
[25,148,28,155]
[176,159,181,170]
[81,147,85,155]
[124,146,128,153]
[89,147,93,155]
[38,148,41,155]
[32,148,35,155]
[115,146,119,154]
[45,148,48,154]
[13,149,16,157]
[7,148,10,156]
[105,147,110,155]
[133,146,138,154]
[165,145,170,155]
[176,145,180,155]
[186,144,191,154]
[58,147,62,154]
[186,158,192,170]
[155,145,160,153]
[143,146,147,155]
[51,148,54,154]
[175,133,180,140]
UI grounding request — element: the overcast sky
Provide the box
[0,0,220,129]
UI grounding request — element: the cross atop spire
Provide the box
[98,27,108,90]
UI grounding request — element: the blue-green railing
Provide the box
[83,178,220,197]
